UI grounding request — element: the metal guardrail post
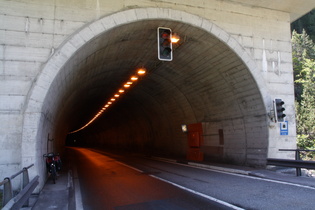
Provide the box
[1,164,37,209]
[22,167,30,207]
[277,149,315,176]
[295,150,302,176]
[3,177,13,207]
[22,167,30,188]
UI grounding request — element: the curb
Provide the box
[68,170,76,210]
[150,156,251,176]
[187,161,250,175]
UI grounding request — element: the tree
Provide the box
[292,31,315,158]
[291,30,315,102]
[291,9,315,42]
[296,59,315,138]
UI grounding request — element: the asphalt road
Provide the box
[67,147,233,210]
[66,147,315,210]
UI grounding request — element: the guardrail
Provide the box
[267,149,315,176]
[0,164,39,209]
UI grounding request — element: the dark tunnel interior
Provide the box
[42,19,267,165]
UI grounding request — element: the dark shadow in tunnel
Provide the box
[47,18,267,167]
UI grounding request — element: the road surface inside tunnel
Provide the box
[65,147,234,210]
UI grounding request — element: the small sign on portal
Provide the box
[280,121,288,135]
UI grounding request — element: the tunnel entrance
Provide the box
[22,9,269,187]
[58,18,267,166]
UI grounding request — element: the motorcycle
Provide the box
[43,153,62,184]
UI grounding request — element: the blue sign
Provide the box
[280,121,288,135]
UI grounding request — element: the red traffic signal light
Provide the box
[158,27,173,61]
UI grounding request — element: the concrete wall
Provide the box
[0,0,298,187]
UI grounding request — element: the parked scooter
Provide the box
[43,153,62,184]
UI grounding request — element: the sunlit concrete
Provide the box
[229,0,315,21]
[1,1,315,190]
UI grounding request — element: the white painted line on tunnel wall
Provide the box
[149,174,244,210]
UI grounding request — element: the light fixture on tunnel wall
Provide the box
[68,67,147,134]
[181,124,188,133]
[171,33,180,43]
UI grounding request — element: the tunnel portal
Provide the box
[42,18,267,167]
[18,10,272,185]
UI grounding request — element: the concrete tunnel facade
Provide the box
[63,19,268,163]
[20,8,292,189]
[3,0,312,190]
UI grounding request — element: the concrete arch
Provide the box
[21,8,269,180]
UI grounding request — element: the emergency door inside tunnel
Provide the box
[30,9,269,169]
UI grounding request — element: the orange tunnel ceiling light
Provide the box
[68,67,147,134]
[137,69,146,75]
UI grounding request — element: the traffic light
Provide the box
[275,99,286,122]
[157,27,172,61]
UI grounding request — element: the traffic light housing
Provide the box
[275,99,286,122]
[157,27,173,61]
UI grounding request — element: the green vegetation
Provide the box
[292,10,315,42]
[291,13,315,159]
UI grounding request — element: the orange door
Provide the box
[186,123,204,161]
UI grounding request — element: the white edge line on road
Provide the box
[149,174,244,210]
[116,160,244,210]
[116,161,144,173]
[150,156,315,191]
[92,150,315,191]
[186,162,315,190]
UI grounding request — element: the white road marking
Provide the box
[150,156,315,190]
[90,149,315,210]
[115,159,244,210]
[150,174,244,210]
[186,161,315,190]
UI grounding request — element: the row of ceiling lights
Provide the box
[69,68,146,134]
[69,27,180,134]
